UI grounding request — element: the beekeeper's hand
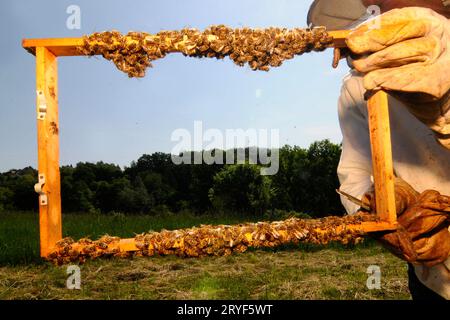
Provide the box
[346,7,450,101]
[362,178,450,267]
[362,177,418,215]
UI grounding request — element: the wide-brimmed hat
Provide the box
[307,0,450,30]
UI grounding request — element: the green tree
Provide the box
[140,172,173,207]
[1,141,345,216]
[305,140,343,216]
[117,176,151,213]
[270,141,344,217]
[10,169,38,211]
[0,186,14,211]
[209,164,274,215]
[189,162,223,212]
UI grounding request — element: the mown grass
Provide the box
[0,212,411,300]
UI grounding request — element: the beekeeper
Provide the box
[307,0,450,299]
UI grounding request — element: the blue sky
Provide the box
[0,0,349,172]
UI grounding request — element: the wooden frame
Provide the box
[22,30,397,258]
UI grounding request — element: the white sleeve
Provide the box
[337,73,374,214]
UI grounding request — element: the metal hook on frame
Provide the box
[37,90,47,120]
[34,173,48,206]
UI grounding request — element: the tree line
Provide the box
[0,140,345,218]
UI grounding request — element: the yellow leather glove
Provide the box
[346,7,450,100]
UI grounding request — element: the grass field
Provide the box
[0,212,411,300]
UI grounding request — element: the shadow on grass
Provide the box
[246,238,379,255]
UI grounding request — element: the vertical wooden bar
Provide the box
[36,47,62,257]
[367,90,397,225]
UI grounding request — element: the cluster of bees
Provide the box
[47,213,377,265]
[47,236,129,264]
[79,25,333,77]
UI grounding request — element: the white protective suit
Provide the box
[337,69,450,298]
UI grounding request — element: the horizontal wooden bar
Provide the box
[22,30,351,57]
[118,238,139,251]
[328,30,350,48]
[70,238,139,254]
[358,221,397,232]
[312,221,397,236]
[23,38,85,56]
